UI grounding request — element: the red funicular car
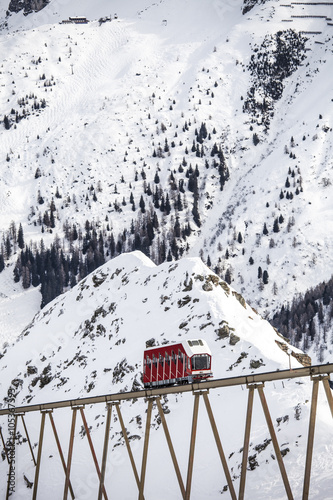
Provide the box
[143,339,212,388]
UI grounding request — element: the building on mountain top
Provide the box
[61,17,89,24]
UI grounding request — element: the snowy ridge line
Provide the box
[1,363,332,416]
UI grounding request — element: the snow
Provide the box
[0,251,332,499]
[0,0,332,334]
[0,0,333,497]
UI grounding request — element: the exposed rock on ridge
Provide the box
[243,0,268,15]
[8,0,48,15]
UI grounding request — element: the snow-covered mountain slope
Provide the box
[0,251,332,499]
[0,251,307,405]
[0,0,333,352]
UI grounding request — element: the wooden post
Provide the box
[156,397,185,499]
[21,414,37,466]
[185,392,200,500]
[63,407,78,500]
[202,392,237,500]
[79,407,108,500]
[257,385,293,500]
[302,378,319,500]
[138,398,154,500]
[322,378,333,419]
[0,426,9,464]
[32,411,47,500]
[98,403,113,500]
[239,385,255,500]
[6,414,17,500]
[114,403,143,495]
[48,412,75,500]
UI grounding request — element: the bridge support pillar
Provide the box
[114,403,143,495]
[322,377,333,418]
[139,398,154,500]
[6,414,18,500]
[302,377,319,500]
[48,412,75,500]
[79,407,108,500]
[98,403,113,500]
[239,383,294,500]
[20,414,37,466]
[0,425,9,464]
[239,385,255,500]
[156,397,185,499]
[32,411,50,500]
[202,392,237,500]
[257,385,293,500]
[63,407,79,500]
[185,392,200,500]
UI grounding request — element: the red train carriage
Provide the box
[143,339,212,388]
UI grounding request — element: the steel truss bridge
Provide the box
[0,364,333,500]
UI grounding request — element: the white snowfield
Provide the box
[0,0,332,347]
[0,0,332,497]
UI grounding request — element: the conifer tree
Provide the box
[3,115,10,130]
[18,223,24,250]
[273,218,280,233]
[139,195,146,213]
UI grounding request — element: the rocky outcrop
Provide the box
[275,340,312,367]
[8,0,48,15]
[242,0,268,15]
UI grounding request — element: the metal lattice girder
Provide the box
[0,364,332,498]
[1,364,332,416]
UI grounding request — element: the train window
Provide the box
[165,353,170,365]
[191,354,210,370]
[159,353,163,364]
[171,351,176,363]
[146,356,151,367]
[188,340,201,347]
[153,354,157,368]
[178,350,183,363]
